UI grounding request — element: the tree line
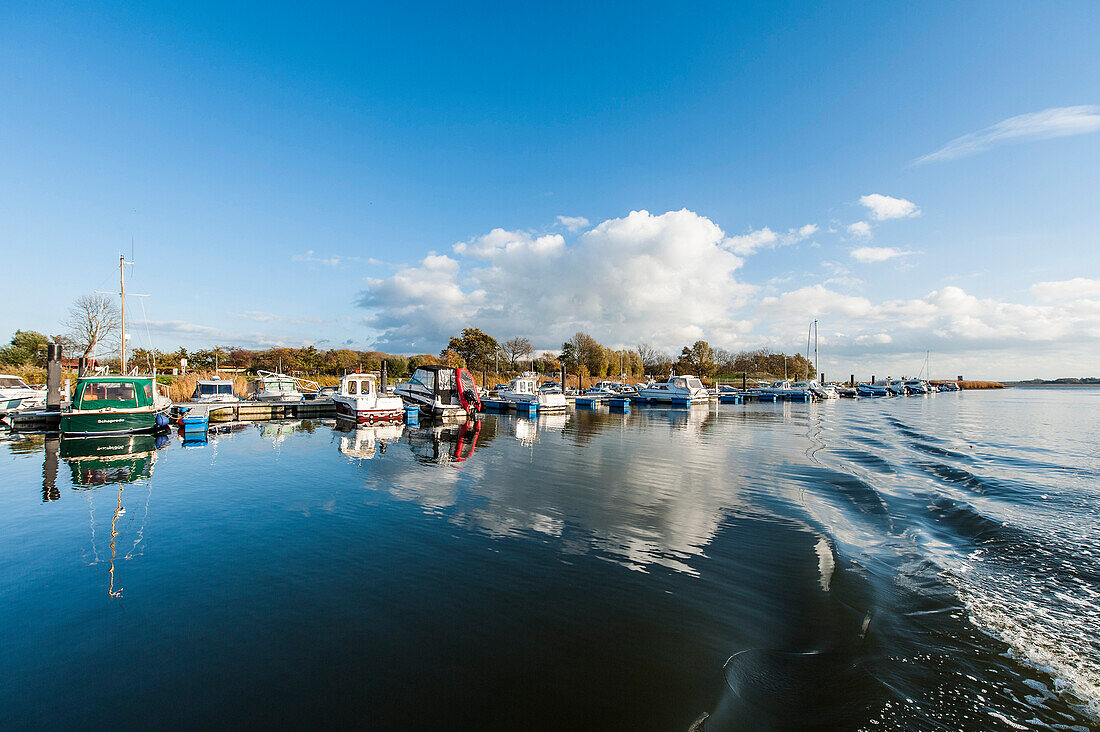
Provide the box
[0,294,816,382]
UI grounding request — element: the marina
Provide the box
[1,386,1097,730]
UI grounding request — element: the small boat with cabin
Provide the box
[903,378,931,394]
[499,375,568,411]
[191,376,239,403]
[395,364,481,418]
[332,373,405,424]
[856,383,889,397]
[0,374,47,415]
[636,375,709,403]
[247,371,312,402]
[61,375,172,436]
[885,379,909,396]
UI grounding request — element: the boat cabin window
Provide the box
[273,380,297,393]
[78,381,138,408]
[672,378,686,388]
[143,383,153,401]
[687,378,703,390]
[347,380,358,395]
[410,368,435,391]
[0,377,30,388]
[198,383,235,395]
[437,369,456,390]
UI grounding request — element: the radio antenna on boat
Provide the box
[96,253,149,374]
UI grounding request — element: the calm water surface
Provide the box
[2,388,1098,730]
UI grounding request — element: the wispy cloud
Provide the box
[726,223,818,256]
[850,246,914,263]
[556,215,590,232]
[230,310,327,325]
[916,105,1100,164]
[859,194,920,221]
[292,250,360,267]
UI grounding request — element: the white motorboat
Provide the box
[191,377,239,403]
[903,378,931,394]
[856,383,888,397]
[885,379,909,396]
[636,375,709,403]
[333,373,405,424]
[499,375,568,411]
[247,371,311,402]
[395,365,481,418]
[790,381,829,400]
[583,381,621,399]
[0,374,47,414]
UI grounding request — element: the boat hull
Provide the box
[60,408,169,436]
[334,401,404,424]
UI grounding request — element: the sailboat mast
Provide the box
[120,254,127,375]
[814,320,819,383]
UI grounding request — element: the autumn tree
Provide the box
[445,328,499,370]
[677,340,717,378]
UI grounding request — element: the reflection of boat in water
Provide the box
[335,421,405,460]
[258,420,305,445]
[60,433,170,598]
[404,419,482,465]
[61,433,167,486]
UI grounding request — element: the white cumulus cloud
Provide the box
[916,105,1100,164]
[850,246,913,263]
[359,209,756,352]
[1031,277,1100,302]
[859,194,920,221]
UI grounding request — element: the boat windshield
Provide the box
[0,377,30,388]
[409,368,435,391]
[272,381,298,393]
[77,380,138,408]
[199,383,235,395]
[687,378,703,390]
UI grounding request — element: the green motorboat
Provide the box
[61,375,172,437]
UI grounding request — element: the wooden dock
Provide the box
[172,399,336,423]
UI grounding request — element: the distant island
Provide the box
[1005,377,1100,386]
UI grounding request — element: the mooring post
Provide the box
[742,372,746,390]
[42,435,60,501]
[872,374,876,385]
[46,343,62,412]
[381,360,388,392]
[820,371,825,384]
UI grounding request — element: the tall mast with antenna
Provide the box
[120,254,127,374]
[814,320,819,383]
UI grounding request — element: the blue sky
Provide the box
[2,1,1098,378]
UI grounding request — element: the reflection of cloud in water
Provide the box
[379,409,738,574]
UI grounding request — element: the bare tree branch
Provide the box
[64,294,120,359]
